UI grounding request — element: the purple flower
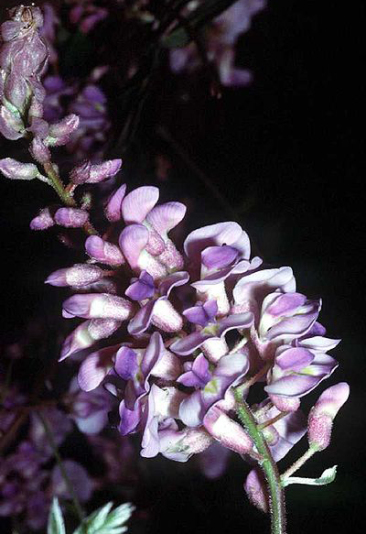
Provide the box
[69,2,108,34]
[69,376,112,435]
[77,344,121,392]
[115,332,166,435]
[184,222,262,316]
[177,353,212,388]
[30,206,55,230]
[0,442,48,527]
[178,351,250,427]
[170,308,253,361]
[118,187,186,277]
[68,83,110,161]
[126,270,188,335]
[184,300,218,328]
[140,384,187,458]
[264,342,339,403]
[185,221,251,267]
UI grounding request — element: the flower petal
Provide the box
[147,202,186,235]
[119,224,149,270]
[122,186,159,223]
[170,331,212,356]
[105,184,127,222]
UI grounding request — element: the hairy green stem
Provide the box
[43,162,98,236]
[44,162,76,207]
[281,447,317,480]
[235,390,286,534]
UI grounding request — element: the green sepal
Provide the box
[282,465,337,487]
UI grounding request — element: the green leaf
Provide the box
[162,0,239,48]
[73,502,135,534]
[283,465,338,487]
[48,499,66,534]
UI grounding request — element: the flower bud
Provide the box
[269,394,301,413]
[244,469,269,513]
[159,427,213,462]
[60,319,121,361]
[62,293,135,321]
[105,184,126,222]
[46,114,79,146]
[54,208,89,228]
[30,207,55,230]
[0,104,24,140]
[0,157,41,180]
[46,264,106,288]
[85,235,124,266]
[203,406,253,454]
[151,349,182,381]
[4,72,30,112]
[70,158,122,185]
[308,382,350,451]
[29,137,51,164]
[202,337,229,363]
[151,299,183,333]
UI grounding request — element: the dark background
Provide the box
[0,1,364,533]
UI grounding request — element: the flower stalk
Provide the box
[235,389,286,534]
[281,447,317,481]
[43,162,76,208]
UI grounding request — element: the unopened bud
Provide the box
[0,105,24,140]
[30,207,55,230]
[244,469,269,513]
[29,137,51,164]
[308,382,350,451]
[0,157,41,180]
[269,394,301,413]
[54,208,89,228]
[151,299,183,333]
[85,235,124,266]
[204,406,253,454]
[60,318,121,361]
[62,293,135,320]
[4,72,29,112]
[70,159,122,185]
[46,264,106,288]
[46,114,79,146]
[105,184,126,222]
[159,427,213,462]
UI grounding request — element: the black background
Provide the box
[0,1,364,533]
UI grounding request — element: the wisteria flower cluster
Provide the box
[48,191,349,472]
[0,5,350,534]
